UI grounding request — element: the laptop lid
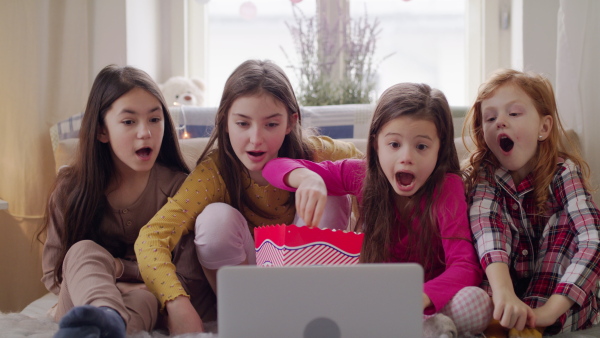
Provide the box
[217,263,423,338]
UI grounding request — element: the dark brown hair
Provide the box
[358,83,461,265]
[40,65,189,286]
[197,60,313,219]
[463,69,588,215]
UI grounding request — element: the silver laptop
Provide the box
[217,263,423,338]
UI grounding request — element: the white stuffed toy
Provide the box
[159,76,206,107]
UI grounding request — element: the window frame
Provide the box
[181,0,512,106]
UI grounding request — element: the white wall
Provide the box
[91,0,127,82]
[126,0,162,80]
[512,0,559,86]
[90,0,187,85]
[470,0,560,97]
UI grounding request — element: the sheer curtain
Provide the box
[0,0,90,217]
[0,0,90,311]
[556,0,600,198]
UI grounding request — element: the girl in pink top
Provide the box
[263,83,493,337]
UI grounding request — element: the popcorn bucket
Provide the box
[254,224,363,266]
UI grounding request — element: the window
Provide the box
[206,0,467,106]
[206,0,316,106]
[349,0,466,106]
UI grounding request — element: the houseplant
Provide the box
[283,4,386,106]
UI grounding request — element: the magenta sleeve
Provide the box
[263,158,365,196]
[423,174,484,313]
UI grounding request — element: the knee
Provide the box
[467,286,492,304]
[64,240,111,268]
[195,203,246,237]
[194,203,252,268]
[451,286,493,334]
[66,240,100,256]
[456,286,492,310]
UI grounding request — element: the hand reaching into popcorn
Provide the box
[284,168,328,227]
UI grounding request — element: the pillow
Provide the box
[50,113,84,151]
[54,138,79,172]
[338,138,367,154]
[179,137,211,170]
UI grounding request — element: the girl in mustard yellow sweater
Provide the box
[134,60,362,335]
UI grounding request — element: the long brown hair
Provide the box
[40,65,189,286]
[197,60,313,218]
[463,69,588,215]
[359,83,461,265]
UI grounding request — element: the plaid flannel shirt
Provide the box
[469,158,600,333]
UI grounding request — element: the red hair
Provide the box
[463,69,588,215]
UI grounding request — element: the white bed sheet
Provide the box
[20,292,57,319]
[16,293,600,337]
[15,293,217,338]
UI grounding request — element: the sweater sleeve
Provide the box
[308,136,364,162]
[134,155,227,309]
[423,174,484,313]
[551,161,600,306]
[469,167,512,269]
[263,158,365,197]
[41,189,64,295]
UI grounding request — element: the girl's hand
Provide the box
[486,263,535,330]
[532,294,574,328]
[422,292,432,310]
[114,257,124,277]
[165,296,204,334]
[286,168,328,227]
[492,289,536,330]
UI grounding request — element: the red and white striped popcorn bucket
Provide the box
[254,224,363,266]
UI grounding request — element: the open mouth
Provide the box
[248,151,266,158]
[499,135,514,152]
[136,147,152,159]
[395,172,415,187]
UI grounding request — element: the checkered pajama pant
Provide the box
[425,286,493,335]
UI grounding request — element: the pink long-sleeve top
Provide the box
[263,158,483,314]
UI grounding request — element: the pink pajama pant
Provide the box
[194,195,351,270]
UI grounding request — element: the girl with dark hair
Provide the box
[134,59,361,334]
[263,83,493,337]
[464,69,600,336]
[40,64,199,337]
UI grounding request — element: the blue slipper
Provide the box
[56,305,126,338]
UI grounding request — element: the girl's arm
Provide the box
[486,262,536,330]
[263,158,365,226]
[532,294,574,327]
[263,158,364,196]
[134,158,225,313]
[531,161,600,326]
[469,168,536,330]
[165,296,204,334]
[115,258,142,282]
[421,174,483,313]
[41,198,63,295]
[284,167,328,227]
[41,186,68,295]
